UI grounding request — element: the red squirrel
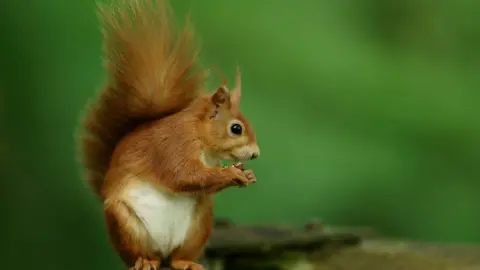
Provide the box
[77,0,260,269]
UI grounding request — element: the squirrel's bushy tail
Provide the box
[78,0,205,198]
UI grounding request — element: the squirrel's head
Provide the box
[200,67,260,163]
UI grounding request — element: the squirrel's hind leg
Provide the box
[104,200,161,270]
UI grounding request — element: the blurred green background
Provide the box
[2,0,480,269]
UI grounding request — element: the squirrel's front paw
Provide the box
[229,163,256,187]
[224,165,248,187]
[242,169,257,184]
[130,257,160,270]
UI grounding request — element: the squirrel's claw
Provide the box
[130,258,160,270]
[233,162,245,171]
[170,260,205,270]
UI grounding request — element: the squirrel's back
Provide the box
[78,0,206,198]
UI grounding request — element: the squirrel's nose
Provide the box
[250,153,259,160]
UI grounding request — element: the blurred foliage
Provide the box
[1,0,480,269]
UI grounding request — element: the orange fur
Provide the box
[77,0,260,269]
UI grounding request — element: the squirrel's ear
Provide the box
[230,66,242,106]
[211,86,230,106]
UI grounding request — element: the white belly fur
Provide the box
[127,182,197,256]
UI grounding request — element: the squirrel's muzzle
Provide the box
[230,144,260,162]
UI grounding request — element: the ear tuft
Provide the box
[230,65,242,106]
[211,86,230,106]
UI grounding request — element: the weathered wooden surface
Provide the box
[202,221,362,270]
[159,240,480,270]
[212,241,480,270]
[205,223,360,258]
[313,239,480,270]
[203,220,480,270]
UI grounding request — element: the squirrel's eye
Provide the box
[230,123,243,135]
